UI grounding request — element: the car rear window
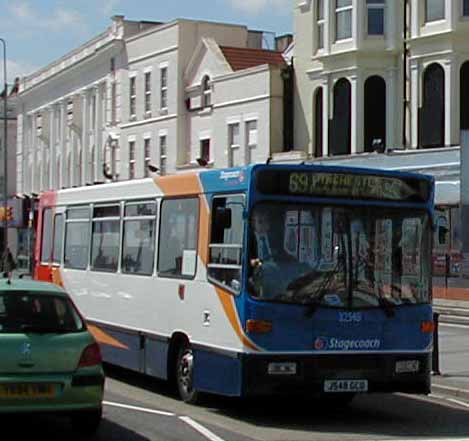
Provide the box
[0,291,85,334]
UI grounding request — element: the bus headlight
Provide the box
[268,362,297,376]
[395,360,420,374]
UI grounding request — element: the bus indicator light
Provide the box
[420,321,434,333]
[246,319,272,334]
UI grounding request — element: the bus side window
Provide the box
[41,208,54,264]
[91,205,121,273]
[52,214,64,265]
[122,201,157,276]
[207,195,245,293]
[64,206,90,270]
[158,198,199,278]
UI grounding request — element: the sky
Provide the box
[0,0,293,83]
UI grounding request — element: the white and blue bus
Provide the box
[35,164,435,403]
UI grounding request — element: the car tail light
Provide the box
[420,320,435,333]
[78,343,102,368]
[246,319,273,334]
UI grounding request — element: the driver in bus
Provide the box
[249,208,301,299]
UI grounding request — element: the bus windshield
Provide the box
[248,203,431,309]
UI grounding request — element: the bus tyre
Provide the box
[176,343,199,404]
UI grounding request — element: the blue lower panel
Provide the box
[144,337,169,379]
[193,348,242,397]
[98,326,142,372]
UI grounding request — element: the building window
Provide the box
[246,120,258,164]
[200,139,210,163]
[314,88,323,158]
[202,76,211,108]
[144,138,151,178]
[129,76,136,119]
[160,67,168,110]
[317,0,325,49]
[336,0,352,41]
[144,72,152,115]
[425,0,445,22]
[367,0,385,35]
[464,0,469,16]
[111,82,117,124]
[159,135,167,176]
[129,141,136,179]
[228,123,240,167]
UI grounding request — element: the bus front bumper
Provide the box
[241,352,431,397]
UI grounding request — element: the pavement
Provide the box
[432,298,469,401]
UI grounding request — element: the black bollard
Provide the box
[432,312,441,376]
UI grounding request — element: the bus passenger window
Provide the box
[208,195,244,293]
[64,206,90,270]
[158,198,199,278]
[41,208,54,263]
[52,214,64,264]
[122,202,157,276]
[91,205,121,273]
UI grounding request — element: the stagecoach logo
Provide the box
[220,170,244,183]
[313,337,381,351]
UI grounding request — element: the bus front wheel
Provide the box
[176,343,199,404]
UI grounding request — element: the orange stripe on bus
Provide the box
[51,268,65,288]
[87,324,129,350]
[215,287,259,351]
[154,174,201,196]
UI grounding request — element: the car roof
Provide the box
[0,278,68,297]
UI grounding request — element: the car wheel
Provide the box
[176,343,199,404]
[71,407,102,435]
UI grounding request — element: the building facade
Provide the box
[16,16,292,196]
[293,0,469,156]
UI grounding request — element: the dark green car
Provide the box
[0,279,104,434]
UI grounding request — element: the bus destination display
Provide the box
[256,169,431,203]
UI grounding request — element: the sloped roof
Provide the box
[219,46,286,71]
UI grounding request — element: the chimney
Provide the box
[275,34,293,53]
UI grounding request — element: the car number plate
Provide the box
[0,383,55,398]
[324,380,368,393]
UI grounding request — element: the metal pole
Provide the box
[432,312,441,375]
[0,38,7,257]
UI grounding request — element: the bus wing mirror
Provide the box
[215,207,232,229]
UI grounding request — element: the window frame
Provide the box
[160,67,168,111]
[425,0,445,23]
[245,120,258,164]
[40,208,54,264]
[129,140,136,180]
[335,0,353,41]
[227,123,240,167]
[90,203,121,273]
[129,76,137,120]
[144,71,152,116]
[52,213,64,265]
[121,200,158,277]
[207,193,246,295]
[157,197,199,280]
[159,135,167,176]
[64,205,91,270]
[202,76,212,108]
[317,0,325,50]
[366,0,386,36]
[144,138,151,178]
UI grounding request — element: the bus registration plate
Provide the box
[324,380,368,393]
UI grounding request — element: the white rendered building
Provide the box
[293,0,469,157]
